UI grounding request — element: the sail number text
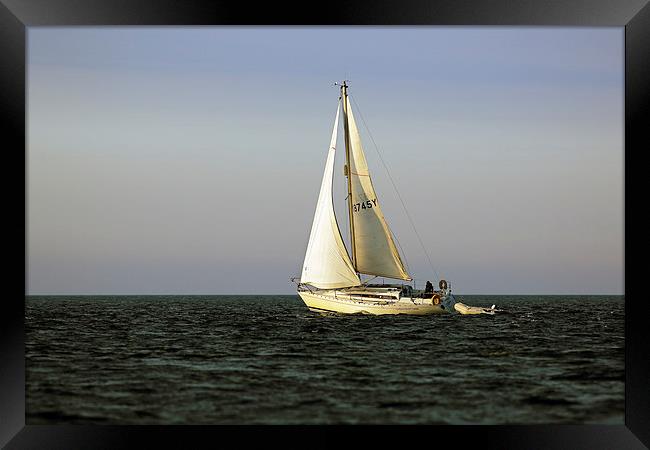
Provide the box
[353,198,377,212]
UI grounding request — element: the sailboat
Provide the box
[294,81,460,315]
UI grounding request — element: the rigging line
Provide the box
[349,93,440,282]
[361,275,378,286]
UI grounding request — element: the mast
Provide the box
[341,81,357,270]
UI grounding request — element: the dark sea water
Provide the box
[25,295,624,424]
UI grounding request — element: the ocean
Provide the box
[25,295,624,424]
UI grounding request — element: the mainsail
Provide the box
[300,101,361,289]
[344,95,412,281]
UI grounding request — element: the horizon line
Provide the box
[25,292,625,296]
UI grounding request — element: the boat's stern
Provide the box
[440,291,457,312]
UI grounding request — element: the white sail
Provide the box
[345,96,411,281]
[301,101,361,289]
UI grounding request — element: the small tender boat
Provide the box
[294,81,496,316]
[454,303,502,315]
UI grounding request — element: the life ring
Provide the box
[439,279,448,290]
[432,294,441,305]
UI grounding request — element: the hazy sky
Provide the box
[27,27,624,294]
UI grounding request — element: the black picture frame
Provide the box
[3,1,648,448]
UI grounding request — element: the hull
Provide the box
[298,290,451,315]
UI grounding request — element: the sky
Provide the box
[27,27,624,294]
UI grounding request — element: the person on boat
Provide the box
[425,280,433,294]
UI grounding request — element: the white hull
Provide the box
[298,290,452,315]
